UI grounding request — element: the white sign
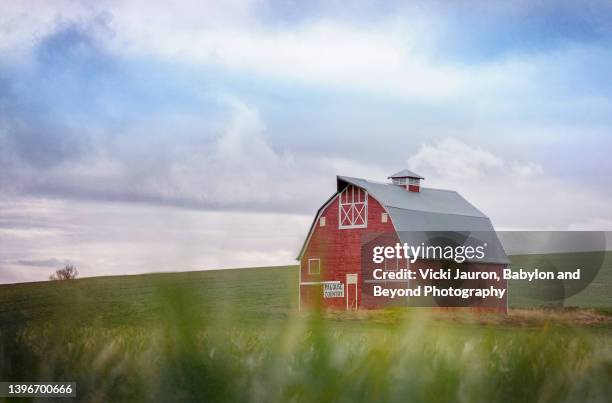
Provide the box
[323,282,344,298]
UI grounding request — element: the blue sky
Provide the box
[1,0,611,283]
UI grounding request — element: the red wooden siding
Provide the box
[300,185,395,310]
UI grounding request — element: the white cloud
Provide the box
[407,138,611,230]
[510,161,543,177]
[13,98,388,213]
[129,21,469,99]
[0,1,533,100]
[3,0,609,110]
[407,138,504,181]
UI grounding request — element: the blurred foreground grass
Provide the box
[1,265,611,402]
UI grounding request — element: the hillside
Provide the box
[0,266,299,329]
[1,251,611,330]
[508,250,612,309]
[1,258,611,402]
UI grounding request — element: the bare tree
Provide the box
[49,264,79,281]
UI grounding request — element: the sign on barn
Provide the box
[324,282,344,298]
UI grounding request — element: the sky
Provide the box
[1,0,611,283]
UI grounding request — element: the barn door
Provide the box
[346,273,358,310]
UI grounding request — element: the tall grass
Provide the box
[1,284,611,403]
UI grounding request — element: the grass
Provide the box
[508,251,612,309]
[0,256,611,402]
[0,266,298,329]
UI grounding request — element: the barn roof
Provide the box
[388,169,424,179]
[336,176,509,264]
[295,175,509,264]
[338,176,485,218]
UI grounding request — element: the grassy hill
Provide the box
[1,251,610,330]
[508,250,612,309]
[0,256,611,402]
[0,266,299,329]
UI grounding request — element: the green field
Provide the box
[508,250,612,309]
[1,255,611,402]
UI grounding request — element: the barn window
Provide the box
[381,213,388,223]
[319,217,326,227]
[308,258,320,275]
[338,185,368,229]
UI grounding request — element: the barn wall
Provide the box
[300,186,396,310]
[361,260,508,312]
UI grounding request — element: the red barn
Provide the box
[297,170,509,312]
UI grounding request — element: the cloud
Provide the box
[0,5,545,102]
[0,2,610,221]
[407,138,611,230]
[0,71,363,214]
[407,139,505,181]
[127,21,468,100]
[407,138,546,182]
[3,3,612,113]
[15,258,69,268]
[0,197,311,284]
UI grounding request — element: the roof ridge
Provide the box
[338,176,456,193]
[337,175,385,185]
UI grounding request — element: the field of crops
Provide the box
[1,256,611,402]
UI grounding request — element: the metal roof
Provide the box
[338,176,486,218]
[388,169,424,179]
[337,176,509,264]
[296,175,509,264]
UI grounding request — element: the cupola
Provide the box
[388,169,424,192]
